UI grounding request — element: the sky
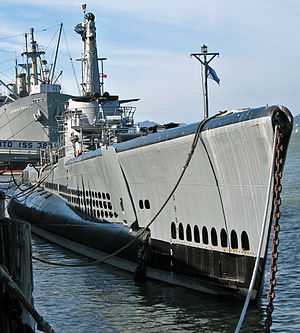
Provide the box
[0,0,299,124]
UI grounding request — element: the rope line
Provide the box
[234,125,278,333]
[0,265,55,333]
[31,114,217,268]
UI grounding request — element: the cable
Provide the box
[234,125,278,333]
[0,265,55,333]
[31,114,218,268]
[62,28,81,95]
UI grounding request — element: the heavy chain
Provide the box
[265,124,284,332]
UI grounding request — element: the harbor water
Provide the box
[3,133,300,332]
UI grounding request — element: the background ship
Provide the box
[0,25,71,170]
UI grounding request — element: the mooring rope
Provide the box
[234,125,279,333]
[32,114,219,268]
[0,264,55,333]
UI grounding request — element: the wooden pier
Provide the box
[0,191,35,332]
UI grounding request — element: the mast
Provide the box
[74,5,100,96]
[24,33,30,92]
[50,23,63,84]
[191,45,219,119]
[30,28,38,85]
[22,28,45,87]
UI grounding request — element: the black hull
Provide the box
[8,188,265,301]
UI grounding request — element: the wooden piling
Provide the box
[0,191,34,332]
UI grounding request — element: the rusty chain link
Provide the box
[264,123,284,332]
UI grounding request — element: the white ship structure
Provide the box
[7,8,293,301]
[0,25,71,169]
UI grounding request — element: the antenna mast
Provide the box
[191,45,219,119]
[50,23,63,84]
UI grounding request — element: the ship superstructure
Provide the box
[0,25,71,169]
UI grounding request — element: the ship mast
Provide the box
[50,23,63,84]
[191,45,219,118]
[22,28,45,87]
[24,33,30,92]
[75,4,101,96]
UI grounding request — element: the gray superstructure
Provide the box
[0,25,71,168]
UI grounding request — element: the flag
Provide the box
[207,65,220,85]
[99,73,107,78]
[40,59,47,65]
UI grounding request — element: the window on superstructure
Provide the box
[194,225,200,243]
[186,224,192,242]
[139,200,144,209]
[241,231,250,251]
[179,223,184,240]
[145,200,150,209]
[231,230,238,250]
[220,228,228,247]
[211,227,218,246]
[171,222,176,239]
[202,226,208,245]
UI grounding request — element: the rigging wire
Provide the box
[0,24,62,41]
[62,27,81,95]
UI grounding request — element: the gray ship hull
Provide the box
[9,105,293,301]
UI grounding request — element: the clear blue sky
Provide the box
[0,1,299,123]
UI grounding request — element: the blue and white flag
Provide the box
[207,65,220,85]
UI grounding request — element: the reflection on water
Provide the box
[32,235,266,333]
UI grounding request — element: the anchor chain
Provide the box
[265,124,284,332]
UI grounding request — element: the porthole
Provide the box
[221,228,228,247]
[194,225,200,243]
[211,227,218,246]
[139,200,144,209]
[179,223,184,240]
[241,231,250,251]
[144,199,150,209]
[171,222,176,239]
[202,226,208,245]
[231,230,238,249]
[186,224,192,242]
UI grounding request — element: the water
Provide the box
[4,133,300,332]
